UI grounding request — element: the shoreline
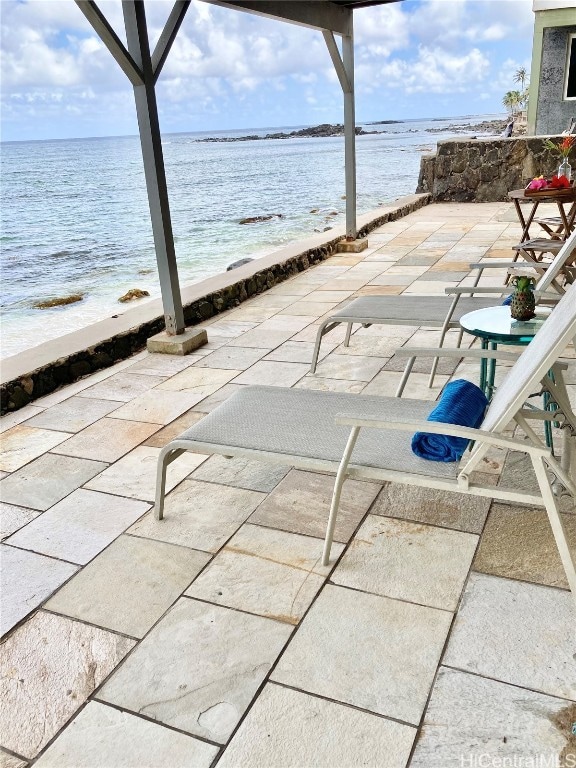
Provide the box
[0,194,431,413]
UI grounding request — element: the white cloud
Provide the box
[0,0,535,138]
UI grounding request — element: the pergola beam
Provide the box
[151,0,191,83]
[202,0,352,35]
[322,31,351,92]
[75,0,142,85]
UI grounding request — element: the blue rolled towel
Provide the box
[502,295,512,306]
[411,379,489,462]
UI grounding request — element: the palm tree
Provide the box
[514,67,530,111]
[514,67,528,91]
[502,90,522,117]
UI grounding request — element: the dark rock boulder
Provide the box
[227,258,254,271]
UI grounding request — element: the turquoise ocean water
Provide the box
[0,114,500,358]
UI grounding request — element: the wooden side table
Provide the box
[508,188,576,244]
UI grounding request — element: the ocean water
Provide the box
[0,114,500,358]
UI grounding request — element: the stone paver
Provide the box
[272,584,452,725]
[77,372,166,402]
[0,503,40,540]
[190,454,289,492]
[0,454,107,511]
[374,483,491,533]
[191,383,245,412]
[108,389,204,425]
[263,340,337,364]
[362,370,449,399]
[186,523,342,623]
[444,573,576,700]
[155,362,241,396]
[84,445,207,502]
[473,502,576,589]
[51,418,159,463]
[0,426,69,472]
[0,611,134,758]
[410,667,575,767]
[332,515,478,610]
[6,489,149,565]
[0,748,28,768]
[312,354,387,381]
[99,598,292,744]
[129,479,265,552]
[218,683,416,768]
[45,534,209,638]
[0,545,78,636]
[193,346,268,370]
[250,469,381,543]
[143,410,205,447]
[34,702,218,768]
[232,360,309,387]
[24,397,122,433]
[295,376,366,393]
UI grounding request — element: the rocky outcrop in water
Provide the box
[239,214,284,224]
[197,124,378,143]
[425,119,507,135]
[34,295,83,309]
[227,258,254,271]
[118,288,150,303]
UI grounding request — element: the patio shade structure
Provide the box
[75,0,402,336]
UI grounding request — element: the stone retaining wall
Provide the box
[1,194,430,414]
[416,135,566,202]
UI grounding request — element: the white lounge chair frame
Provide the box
[155,283,576,601]
[310,228,576,387]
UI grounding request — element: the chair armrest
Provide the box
[445,286,562,300]
[445,286,510,295]
[333,414,549,456]
[393,346,520,361]
[392,347,569,371]
[468,261,535,271]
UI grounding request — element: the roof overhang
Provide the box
[201,0,403,36]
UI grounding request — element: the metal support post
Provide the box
[323,23,357,241]
[342,29,357,240]
[122,1,185,335]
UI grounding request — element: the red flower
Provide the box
[549,174,571,189]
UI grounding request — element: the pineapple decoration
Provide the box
[510,275,536,321]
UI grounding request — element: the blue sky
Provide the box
[0,0,535,142]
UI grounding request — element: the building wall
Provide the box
[527,5,576,135]
[535,25,576,134]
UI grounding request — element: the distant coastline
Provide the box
[195,118,506,143]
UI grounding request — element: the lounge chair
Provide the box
[155,282,576,600]
[310,228,576,385]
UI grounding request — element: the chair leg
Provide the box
[395,356,416,397]
[311,320,337,374]
[155,445,185,520]
[429,295,460,388]
[532,454,576,603]
[344,323,353,347]
[322,426,360,566]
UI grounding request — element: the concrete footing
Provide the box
[147,328,208,355]
[336,238,368,253]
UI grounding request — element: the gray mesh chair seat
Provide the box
[310,295,500,375]
[328,295,498,324]
[176,385,458,480]
[310,229,576,376]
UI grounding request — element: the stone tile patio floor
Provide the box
[1,201,575,767]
